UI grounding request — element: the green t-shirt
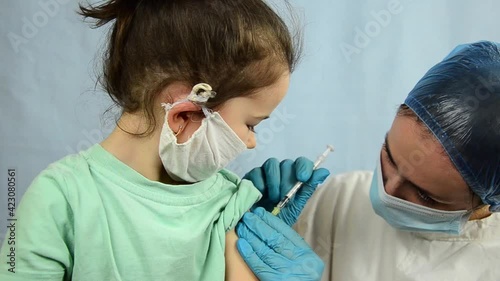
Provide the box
[0,144,261,281]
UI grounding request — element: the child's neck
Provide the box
[100,112,177,185]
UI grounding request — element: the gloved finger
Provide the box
[241,213,294,256]
[236,239,274,275]
[279,159,296,197]
[262,158,281,202]
[252,207,310,250]
[293,256,325,281]
[238,210,299,259]
[306,167,330,186]
[237,220,294,267]
[277,168,331,226]
[243,167,266,193]
[295,168,330,201]
[294,156,314,183]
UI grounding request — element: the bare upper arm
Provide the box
[224,229,258,281]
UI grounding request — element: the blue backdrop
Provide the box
[2,0,500,241]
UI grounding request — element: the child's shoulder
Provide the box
[42,146,95,179]
[15,147,97,221]
[29,145,97,194]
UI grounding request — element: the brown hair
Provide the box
[397,104,418,120]
[397,104,435,139]
[79,0,301,136]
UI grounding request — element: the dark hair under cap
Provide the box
[404,41,500,212]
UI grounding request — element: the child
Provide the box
[0,0,301,280]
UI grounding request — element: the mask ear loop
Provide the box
[187,110,207,123]
[162,83,217,128]
[188,83,217,119]
[467,188,487,212]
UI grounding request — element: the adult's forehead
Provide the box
[387,116,471,204]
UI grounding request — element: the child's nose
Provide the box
[247,134,256,149]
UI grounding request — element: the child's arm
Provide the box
[225,229,258,281]
[0,173,71,281]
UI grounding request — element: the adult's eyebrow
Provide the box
[384,133,398,167]
[383,132,453,204]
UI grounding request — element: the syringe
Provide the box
[271,145,334,216]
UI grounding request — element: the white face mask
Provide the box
[159,83,247,183]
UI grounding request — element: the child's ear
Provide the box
[159,82,199,134]
[166,102,202,134]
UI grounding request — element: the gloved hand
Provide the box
[244,157,330,226]
[236,207,324,281]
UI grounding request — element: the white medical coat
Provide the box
[295,171,500,281]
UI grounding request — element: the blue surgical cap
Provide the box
[404,41,500,212]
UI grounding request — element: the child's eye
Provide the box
[247,125,256,133]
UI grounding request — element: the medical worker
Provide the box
[237,41,500,280]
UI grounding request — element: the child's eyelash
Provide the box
[247,125,256,133]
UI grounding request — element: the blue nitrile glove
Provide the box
[244,157,330,226]
[236,207,324,281]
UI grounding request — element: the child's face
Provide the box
[216,72,290,149]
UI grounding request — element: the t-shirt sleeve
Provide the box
[0,169,74,281]
[218,170,262,232]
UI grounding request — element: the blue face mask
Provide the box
[369,158,473,235]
